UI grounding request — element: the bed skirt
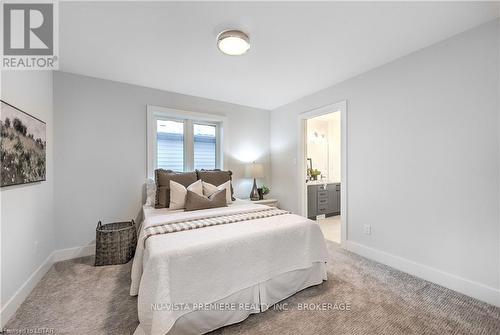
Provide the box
[134,262,327,335]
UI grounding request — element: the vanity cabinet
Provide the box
[307,183,340,219]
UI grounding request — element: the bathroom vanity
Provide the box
[307,182,340,220]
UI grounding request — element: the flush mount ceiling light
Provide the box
[217,30,250,56]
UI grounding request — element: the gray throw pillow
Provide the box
[196,169,235,201]
[155,169,198,208]
[185,189,228,211]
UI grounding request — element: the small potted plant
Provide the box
[308,168,321,181]
[257,185,270,200]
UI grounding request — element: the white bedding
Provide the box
[131,202,328,335]
[134,262,327,335]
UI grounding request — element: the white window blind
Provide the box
[157,120,184,171]
[194,124,216,170]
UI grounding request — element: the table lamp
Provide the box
[245,162,264,201]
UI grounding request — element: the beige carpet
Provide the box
[5,241,500,334]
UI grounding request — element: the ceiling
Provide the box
[59,2,499,110]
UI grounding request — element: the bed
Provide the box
[131,199,328,335]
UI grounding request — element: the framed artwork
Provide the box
[1,100,46,187]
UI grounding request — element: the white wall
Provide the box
[498,16,500,292]
[271,20,500,305]
[1,71,54,323]
[53,72,270,249]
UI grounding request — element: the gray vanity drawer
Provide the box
[318,198,328,206]
[317,206,329,214]
[317,190,328,198]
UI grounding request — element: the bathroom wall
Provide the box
[306,113,341,182]
[306,119,329,179]
[328,113,341,182]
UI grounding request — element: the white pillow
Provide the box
[169,180,203,210]
[203,180,232,204]
[145,178,156,207]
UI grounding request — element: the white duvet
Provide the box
[131,203,328,335]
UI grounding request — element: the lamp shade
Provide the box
[245,163,264,179]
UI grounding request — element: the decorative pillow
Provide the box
[203,180,232,204]
[196,169,235,201]
[169,180,203,210]
[155,169,198,208]
[145,178,156,207]
[185,189,227,211]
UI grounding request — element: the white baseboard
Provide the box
[1,245,96,327]
[345,241,500,307]
[51,244,95,263]
[0,251,54,327]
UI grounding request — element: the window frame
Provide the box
[147,105,226,178]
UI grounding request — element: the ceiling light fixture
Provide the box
[217,30,250,56]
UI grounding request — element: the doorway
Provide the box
[298,101,347,245]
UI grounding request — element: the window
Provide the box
[157,120,184,171]
[147,106,225,176]
[193,124,217,170]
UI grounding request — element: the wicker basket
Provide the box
[95,220,137,266]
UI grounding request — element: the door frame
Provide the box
[297,100,348,246]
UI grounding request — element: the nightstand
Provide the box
[250,198,279,208]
